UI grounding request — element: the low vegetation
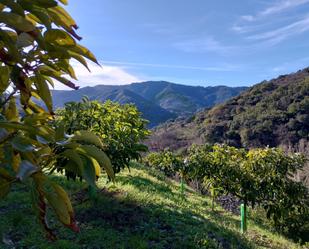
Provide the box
[1,162,307,249]
[144,145,309,243]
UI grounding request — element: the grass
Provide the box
[0,162,307,249]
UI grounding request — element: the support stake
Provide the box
[240,203,247,233]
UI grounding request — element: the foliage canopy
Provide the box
[0,0,114,239]
[56,98,150,174]
[145,145,309,240]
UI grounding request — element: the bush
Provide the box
[56,98,150,174]
[186,144,309,241]
[143,150,188,178]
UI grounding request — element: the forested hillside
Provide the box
[147,68,309,152]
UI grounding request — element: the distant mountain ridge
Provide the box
[52,81,247,127]
[147,68,309,151]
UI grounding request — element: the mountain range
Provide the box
[52,81,247,127]
[147,68,309,152]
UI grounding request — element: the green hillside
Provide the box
[0,163,304,249]
[147,68,309,151]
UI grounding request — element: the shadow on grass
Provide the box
[1,172,255,249]
[116,175,177,198]
[72,187,254,249]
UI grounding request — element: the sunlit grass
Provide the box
[0,162,305,249]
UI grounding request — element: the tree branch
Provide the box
[0,88,17,109]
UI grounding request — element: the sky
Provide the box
[58,0,309,89]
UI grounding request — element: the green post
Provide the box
[240,203,247,233]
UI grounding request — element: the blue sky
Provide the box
[61,0,309,89]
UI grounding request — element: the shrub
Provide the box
[187,144,309,240]
[56,98,150,174]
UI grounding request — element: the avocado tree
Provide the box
[55,98,150,174]
[187,144,247,211]
[0,0,114,240]
[243,148,308,236]
[187,144,309,234]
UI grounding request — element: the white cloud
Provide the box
[53,61,142,90]
[260,0,309,17]
[231,24,253,33]
[231,1,309,47]
[238,0,309,23]
[241,15,255,22]
[52,58,243,90]
[174,37,235,55]
[101,60,241,72]
[247,15,309,44]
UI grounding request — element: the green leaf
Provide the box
[4,97,19,122]
[133,143,148,152]
[58,0,68,5]
[16,32,34,48]
[38,67,79,90]
[47,6,81,40]
[56,59,77,79]
[81,156,96,187]
[16,160,38,182]
[12,135,36,152]
[76,145,114,181]
[44,181,74,226]
[35,146,51,157]
[68,52,90,71]
[0,178,11,199]
[62,149,84,176]
[22,4,52,29]
[0,168,14,181]
[0,12,36,32]
[34,74,53,113]
[48,5,75,27]
[69,44,99,64]
[0,121,53,142]
[0,66,10,94]
[32,0,58,8]
[1,0,25,16]
[44,29,75,47]
[0,122,37,134]
[90,157,101,177]
[55,123,65,141]
[72,130,104,149]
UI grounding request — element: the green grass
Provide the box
[0,163,307,249]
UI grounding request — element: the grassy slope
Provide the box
[0,163,305,249]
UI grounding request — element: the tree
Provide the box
[187,144,309,235]
[55,98,150,174]
[0,0,114,240]
[143,150,186,178]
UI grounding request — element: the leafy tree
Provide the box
[244,148,309,238]
[186,144,309,236]
[55,98,150,174]
[0,0,114,240]
[143,150,186,178]
[187,144,246,210]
